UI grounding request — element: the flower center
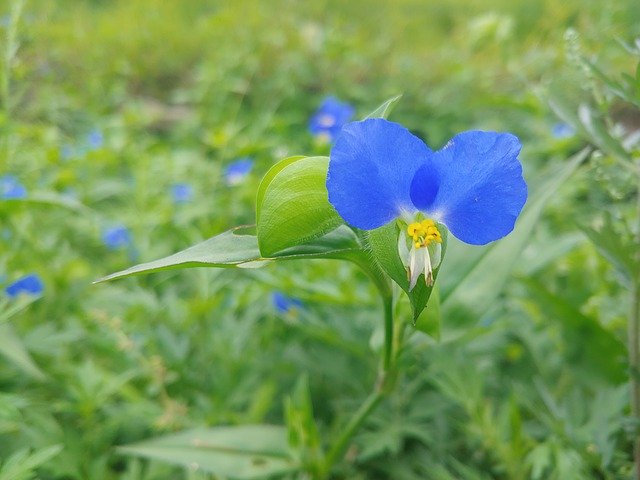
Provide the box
[318,114,336,128]
[407,219,442,249]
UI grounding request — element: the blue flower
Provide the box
[5,274,44,298]
[551,122,575,139]
[309,97,355,143]
[87,129,104,150]
[171,183,194,204]
[272,292,304,314]
[0,175,27,199]
[102,225,131,250]
[327,119,527,290]
[224,158,254,186]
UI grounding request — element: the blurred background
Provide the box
[1,0,640,478]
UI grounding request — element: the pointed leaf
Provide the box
[364,94,403,119]
[0,324,45,380]
[96,226,261,282]
[97,226,370,283]
[117,425,298,480]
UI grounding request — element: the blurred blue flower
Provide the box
[102,225,131,250]
[224,158,254,186]
[171,183,194,204]
[551,122,575,139]
[0,175,27,199]
[272,292,303,314]
[87,129,104,150]
[60,144,75,160]
[309,96,355,142]
[327,119,527,290]
[5,274,44,298]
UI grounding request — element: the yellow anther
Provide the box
[421,219,435,228]
[407,223,421,237]
[406,219,441,249]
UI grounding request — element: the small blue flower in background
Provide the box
[327,119,527,290]
[102,225,131,250]
[60,144,75,160]
[309,96,355,143]
[224,158,254,186]
[171,183,194,204]
[87,129,104,150]
[272,292,304,315]
[551,122,575,139]
[0,175,27,199]
[5,274,44,298]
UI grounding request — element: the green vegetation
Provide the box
[1,0,639,478]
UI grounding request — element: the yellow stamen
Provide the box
[407,220,442,248]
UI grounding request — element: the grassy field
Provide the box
[1,0,640,478]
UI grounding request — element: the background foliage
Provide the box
[1,0,639,478]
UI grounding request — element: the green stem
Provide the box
[321,389,384,474]
[382,294,394,373]
[631,163,640,480]
[319,290,396,478]
[631,279,640,480]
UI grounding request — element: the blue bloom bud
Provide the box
[171,183,194,204]
[0,175,27,199]
[5,274,44,298]
[272,292,304,314]
[87,129,104,150]
[102,225,131,250]
[224,158,254,186]
[309,96,355,143]
[551,122,575,139]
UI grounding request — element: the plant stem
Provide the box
[382,294,394,373]
[632,279,640,480]
[321,389,384,474]
[319,292,396,478]
[631,163,640,480]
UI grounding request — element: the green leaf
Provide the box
[96,226,261,282]
[257,156,343,257]
[285,376,323,470]
[367,221,448,322]
[0,323,46,380]
[256,155,305,220]
[97,226,370,283]
[364,94,403,119]
[521,277,625,382]
[577,103,630,161]
[579,213,638,286]
[414,284,441,339]
[0,193,88,213]
[440,147,589,332]
[117,425,299,480]
[0,445,63,480]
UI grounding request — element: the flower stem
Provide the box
[631,279,640,480]
[631,163,640,480]
[319,292,396,478]
[321,389,384,474]
[382,293,394,373]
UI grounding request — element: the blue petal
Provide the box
[5,273,44,298]
[327,119,432,230]
[411,131,527,245]
[309,96,355,141]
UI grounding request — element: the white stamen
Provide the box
[424,246,433,287]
